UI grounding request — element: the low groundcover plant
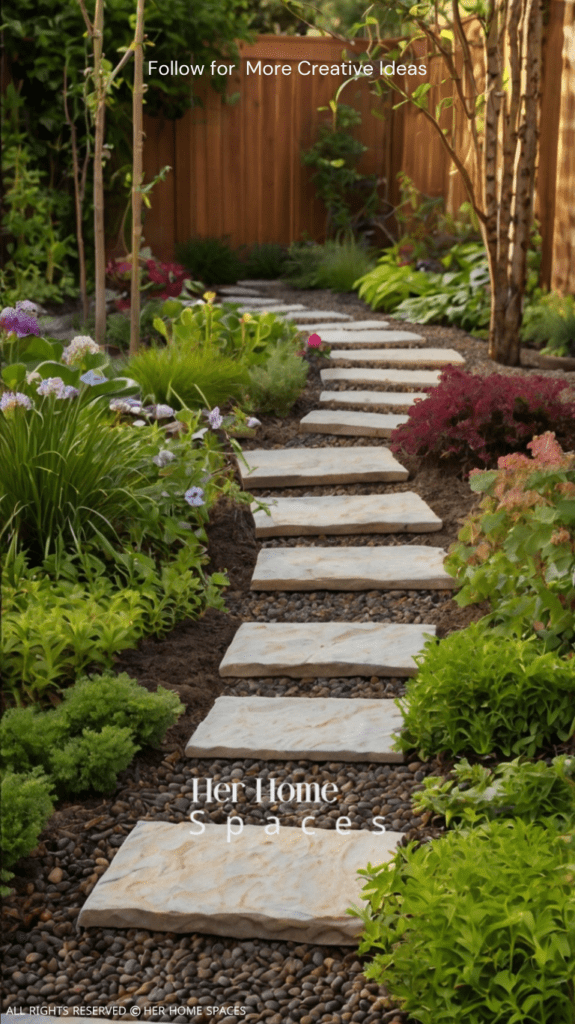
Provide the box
[349,820,575,1024]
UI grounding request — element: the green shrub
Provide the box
[247,344,309,416]
[397,622,575,759]
[445,433,575,653]
[521,292,575,357]
[351,820,575,1024]
[152,300,298,366]
[123,344,249,409]
[0,673,184,794]
[282,243,324,289]
[2,548,226,702]
[49,725,138,794]
[314,239,377,292]
[59,672,183,748]
[175,236,242,284]
[1,769,54,893]
[413,755,575,829]
[242,243,287,279]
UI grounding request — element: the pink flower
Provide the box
[307,333,322,349]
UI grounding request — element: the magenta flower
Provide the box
[307,333,322,349]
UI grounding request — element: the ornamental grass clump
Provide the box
[123,344,249,410]
[388,366,575,469]
[396,622,575,759]
[350,820,575,1024]
[446,432,575,652]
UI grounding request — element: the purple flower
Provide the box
[0,391,33,413]
[16,300,41,314]
[152,404,175,420]
[80,370,107,386]
[37,377,67,398]
[247,416,261,428]
[0,306,40,338]
[109,398,143,415]
[208,406,223,429]
[62,386,79,399]
[184,486,205,507]
[153,449,176,468]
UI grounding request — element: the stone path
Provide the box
[81,292,459,951]
[300,409,408,437]
[252,492,442,536]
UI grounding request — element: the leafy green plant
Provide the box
[315,238,377,292]
[446,432,575,652]
[241,242,288,279]
[396,622,575,759]
[521,292,575,357]
[123,344,249,409]
[247,343,309,417]
[2,545,226,702]
[1,769,54,895]
[356,242,491,335]
[58,672,183,748]
[50,726,137,794]
[414,756,575,829]
[350,820,575,1024]
[153,300,298,365]
[302,104,379,238]
[175,236,243,284]
[282,243,324,289]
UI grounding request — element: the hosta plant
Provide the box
[396,621,575,759]
[445,432,575,652]
[389,367,575,469]
[413,755,575,829]
[350,820,575,1024]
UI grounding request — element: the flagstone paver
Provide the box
[319,389,427,410]
[321,367,441,387]
[299,409,408,437]
[317,329,425,345]
[238,446,409,488]
[275,310,354,321]
[252,492,442,536]
[237,279,281,287]
[329,348,465,367]
[185,696,405,762]
[236,304,307,314]
[219,621,436,677]
[77,820,402,944]
[217,286,263,296]
[251,545,455,591]
[300,320,391,331]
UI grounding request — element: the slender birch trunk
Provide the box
[130,0,146,355]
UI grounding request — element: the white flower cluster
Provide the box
[62,335,101,366]
[36,377,79,400]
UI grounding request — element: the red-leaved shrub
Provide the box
[389,367,575,468]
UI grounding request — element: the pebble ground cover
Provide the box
[1,285,574,1023]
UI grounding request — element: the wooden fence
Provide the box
[142,20,574,292]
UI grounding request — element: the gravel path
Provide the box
[5,284,568,1022]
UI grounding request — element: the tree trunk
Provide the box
[130,0,146,356]
[93,0,106,346]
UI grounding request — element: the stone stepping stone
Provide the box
[301,319,391,331]
[238,446,408,488]
[252,492,442,537]
[275,309,353,321]
[185,696,405,762]
[317,329,425,346]
[77,820,402,944]
[218,285,263,296]
[300,409,408,437]
[237,279,280,287]
[219,621,435,677]
[251,545,454,591]
[236,304,307,313]
[225,297,285,305]
[321,368,441,388]
[320,389,426,410]
[329,348,464,368]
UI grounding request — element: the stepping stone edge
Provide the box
[251,545,455,591]
[185,696,406,763]
[252,493,443,537]
[219,621,436,678]
[78,821,402,944]
[239,446,409,487]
